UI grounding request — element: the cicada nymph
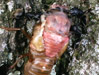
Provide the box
[24,3,71,75]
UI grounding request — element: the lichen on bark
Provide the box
[0,0,99,75]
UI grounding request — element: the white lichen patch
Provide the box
[95,45,99,53]
[94,33,99,53]
[89,63,99,75]
[95,4,99,14]
[0,9,4,14]
[97,34,99,44]
[0,41,7,52]
[14,71,21,75]
[8,53,13,60]
[0,28,4,34]
[92,4,99,18]
[79,62,88,74]
[8,73,13,75]
[27,20,35,34]
[87,27,92,33]
[8,71,21,75]
[0,4,4,14]
[50,65,56,75]
[7,0,14,12]
[17,59,24,67]
[81,39,89,46]
[1,41,6,49]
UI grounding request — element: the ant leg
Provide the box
[0,27,20,31]
[0,27,31,40]
[9,53,29,69]
[20,29,31,40]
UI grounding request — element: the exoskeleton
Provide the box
[24,4,71,75]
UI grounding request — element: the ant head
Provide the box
[47,3,69,14]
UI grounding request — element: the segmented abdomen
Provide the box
[43,31,69,57]
[24,51,55,75]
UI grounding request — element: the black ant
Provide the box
[68,7,91,49]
